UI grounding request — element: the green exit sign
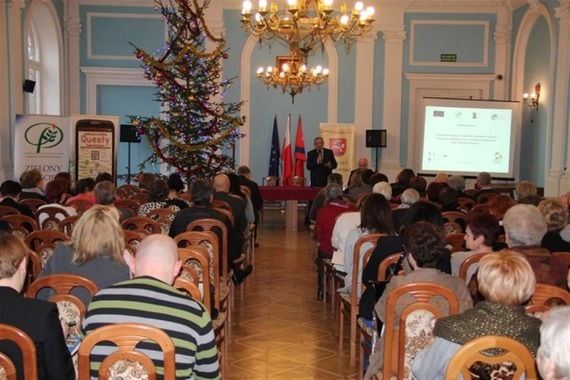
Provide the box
[440,54,457,62]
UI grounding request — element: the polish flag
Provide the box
[281,114,293,186]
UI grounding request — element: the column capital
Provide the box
[381,27,406,44]
[6,0,25,10]
[494,25,512,44]
[65,16,82,37]
[555,0,570,22]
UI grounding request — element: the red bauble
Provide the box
[136,51,143,59]
[156,79,164,86]
[223,53,229,59]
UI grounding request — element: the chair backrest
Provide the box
[445,335,538,379]
[24,249,42,290]
[57,215,81,236]
[445,233,466,253]
[146,208,177,234]
[212,200,231,212]
[552,251,570,269]
[458,252,488,282]
[0,352,16,380]
[115,199,140,220]
[174,231,220,310]
[78,323,176,380]
[187,219,229,288]
[176,246,212,314]
[377,253,404,281]
[0,215,38,240]
[470,203,490,217]
[35,205,70,230]
[457,197,475,210]
[116,184,140,199]
[65,199,93,215]
[213,207,234,226]
[442,211,468,233]
[130,192,150,204]
[525,283,570,314]
[123,230,145,255]
[477,192,499,204]
[18,199,46,213]
[383,282,460,380]
[263,176,279,186]
[24,230,70,266]
[350,234,382,301]
[173,277,202,302]
[293,176,305,187]
[121,216,161,235]
[0,324,38,380]
[0,206,20,218]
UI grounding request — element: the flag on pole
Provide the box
[268,115,280,179]
[294,115,306,180]
[281,114,293,186]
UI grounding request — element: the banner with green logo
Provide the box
[14,115,70,182]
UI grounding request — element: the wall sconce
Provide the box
[523,83,540,123]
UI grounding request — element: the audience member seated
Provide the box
[412,250,540,379]
[369,173,389,188]
[237,165,263,247]
[39,205,130,307]
[391,188,419,232]
[472,171,499,201]
[537,306,570,380]
[559,190,570,242]
[0,232,75,379]
[95,172,113,184]
[364,222,472,379]
[448,175,472,200]
[434,172,449,185]
[390,168,415,198]
[372,181,392,201]
[346,157,369,191]
[54,172,74,197]
[539,199,570,252]
[37,179,77,225]
[165,173,191,210]
[308,173,345,222]
[94,181,118,205]
[338,194,396,297]
[138,179,180,219]
[451,213,501,280]
[439,187,462,213]
[516,180,541,204]
[426,181,447,203]
[18,168,48,202]
[169,179,252,284]
[82,234,220,380]
[213,174,247,235]
[409,176,427,199]
[65,177,96,207]
[0,180,34,218]
[228,173,254,226]
[348,169,374,200]
[331,196,366,273]
[470,204,568,300]
[360,200,453,320]
[137,172,156,195]
[488,194,517,224]
[315,184,356,300]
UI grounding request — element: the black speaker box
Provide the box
[120,124,141,143]
[23,80,36,93]
[365,129,387,148]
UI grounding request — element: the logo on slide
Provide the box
[330,138,346,157]
[494,152,503,163]
[24,123,64,153]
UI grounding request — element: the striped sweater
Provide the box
[82,276,219,380]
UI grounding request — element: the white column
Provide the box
[7,0,24,115]
[0,0,12,180]
[354,33,378,163]
[493,6,512,100]
[64,0,82,115]
[379,17,406,179]
[545,0,570,196]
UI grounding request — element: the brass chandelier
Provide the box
[241,0,375,101]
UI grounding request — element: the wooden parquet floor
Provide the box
[226,208,358,379]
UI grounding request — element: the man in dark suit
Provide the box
[306,137,338,187]
[212,174,248,235]
[0,232,75,379]
[472,171,499,201]
[237,165,263,247]
[0,180,34,218]
[346,157,369,190]
[169,179,252,284]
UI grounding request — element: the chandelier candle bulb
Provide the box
[258,0,267,12]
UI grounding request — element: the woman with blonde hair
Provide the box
[413,250,541,379]
[539,198,570,252]
[39,205,130,306]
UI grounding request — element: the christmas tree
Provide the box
[130,0,244,181]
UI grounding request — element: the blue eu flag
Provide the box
[268,115,280,178]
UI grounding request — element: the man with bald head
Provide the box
[212,173,247,235]
[82,234,220,380]
[346,157,369,190]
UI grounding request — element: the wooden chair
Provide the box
[115,198,140,220]
[293,176,305,186]
[525,283,570,314]
[477,192,499,204]
[24,230,70,266]
[470,203,490,217]
[78,323,176,380]
[262,176,279,186]
[173,277,202,301]
[442,211,468,233]
[58,215,81,236]
[116,184,140,199]
[26,274,99,336]
[213,207,235,228]
[130,192,150,204]
[339,233,382,366]
[24,249,42,290]
[212,199,232,212]
[458,252,488,282]
[18,198,46,213]
[146,208,177,234]
[176,247,212,313]
[0,324,38,379]
[552,251,570,269]
[35,205,70,230]
[0,214,38,240]
[65,199,93,215]
[121,216,161,236]
[124,230,145,255]
[0,206,20,218]
[381,282,460,379]
[457,197,475,211]
[445,335,538,379]
[445,233,466,253]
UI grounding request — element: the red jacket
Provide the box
[316,200,356,257]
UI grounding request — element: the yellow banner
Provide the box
[320,123,356,187]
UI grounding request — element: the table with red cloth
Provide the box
[259,186,321,232]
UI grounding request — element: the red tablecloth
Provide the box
[259,186,321,201]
